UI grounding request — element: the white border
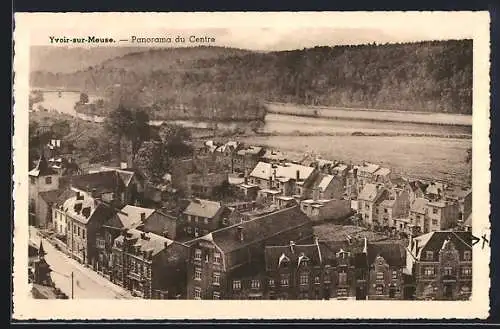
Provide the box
[12,11,491,320]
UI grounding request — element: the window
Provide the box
[45,176,52,184]
[432,208,438,214]
[213,291,220,300]
[443,267,453,276]
[268,279,275,287]
[195,216,199,223]
[251,279,261,289]
[464,251,472,261]
[187,227,192,234]
[338,272,347,285]
[82,229,86,239]
[314,276,320,285]
[375,285,383,295]
[462,267,472,277]
[194,267,202,281]
[204,218,208,224]
[424,266,435,277]
[432,219,438,226]
[233,280,241,290]
[337,288,347,297]
[205,254,210,263]
[392,271,398,280]
[376,272,384,281]
[365,204,370,210]
[384,208,388,213]
[280,274,289,287]
[299,273,309,285]
[187,215,191,222]
[194,287,201,300]
[77,226,80,237]
[425,251,434,261]
[194,249,202,261]
[213,272,221,286]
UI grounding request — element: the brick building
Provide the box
[111,229,189,299]
[185,206,314,300]
[405,230,472,300]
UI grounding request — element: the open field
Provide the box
[239,135,471,186]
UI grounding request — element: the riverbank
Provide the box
[266,102,472,127]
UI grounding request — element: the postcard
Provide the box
[12,11,491,320]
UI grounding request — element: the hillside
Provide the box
[30,40,473,121]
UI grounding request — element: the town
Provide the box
[28,134,473,301]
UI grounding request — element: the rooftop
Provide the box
[358,184,385,202]
[250,161,315,181]
[183,199,222,219]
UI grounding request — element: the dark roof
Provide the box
[265,243,323,270]
[230,261,266,279]
[201,206,312,254]
[54,188,76,207]
[38,190,62,205]
[413,231,472,261]
[29,154,58,177]
[71,171,124,195]
[409,180,428,193]
[354,252,368,268]
[367,241,406,267]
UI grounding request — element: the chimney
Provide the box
[121,161,128,170]
[140,212,146,222]
[362,237,368,254]
[236,226,244,242]
[290,240,296,253]
[296,170,300,181]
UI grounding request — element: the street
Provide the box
[29,226,135,299]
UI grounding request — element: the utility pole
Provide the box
[71,271,74,299]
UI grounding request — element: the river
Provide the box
[32,91,472,185]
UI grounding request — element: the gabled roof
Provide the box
[412,231,472,260]
[195,206,312,255]
[358,162,380,175]
[409,180,428,193]
[114,205,155,229]
[62,193,115,225]
[358,184,385,202]
[367,241,406,267]
[410,198,428,214]
[29,154,58,177]
[315,174,335,192]
[71,171,124,195]
[374,167,391,177]
[425,182,446,196]
[250,161,315,181]
[114,228,175,256]
[183,199,222,218]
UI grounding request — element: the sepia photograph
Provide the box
[13,12,491,320]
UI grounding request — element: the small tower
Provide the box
[34,241,52,286]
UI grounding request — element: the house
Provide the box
[249,161,317,198]
[409,198,460,234]
[62,191,116,267]
[310,173,345,200]
[70,168,144,208]
[445,186,472,224]
[180,199,226,239]
[373,167,392,187]
[186,171,228,198]
[142,209,179,240]
[263,238,337,300]
[356,162,380,194]
[185,205,314,300]
[357,183,388,228]
[366,241,407,300]
[29,154,61,227]
[405,231,472,300]
[377,188,411,229]
[408,180,428,203]
[300,198,352,223]
[424,181,447,201]
[95,205,156,274]
[232,145,266,174]
[214,141,240,172]
[235,181,260,201]
[111,229,189,299]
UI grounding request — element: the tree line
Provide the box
[30,39,473,119]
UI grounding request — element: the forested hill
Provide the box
[30,40,473,120]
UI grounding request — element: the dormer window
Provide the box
[425,251,434,261]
